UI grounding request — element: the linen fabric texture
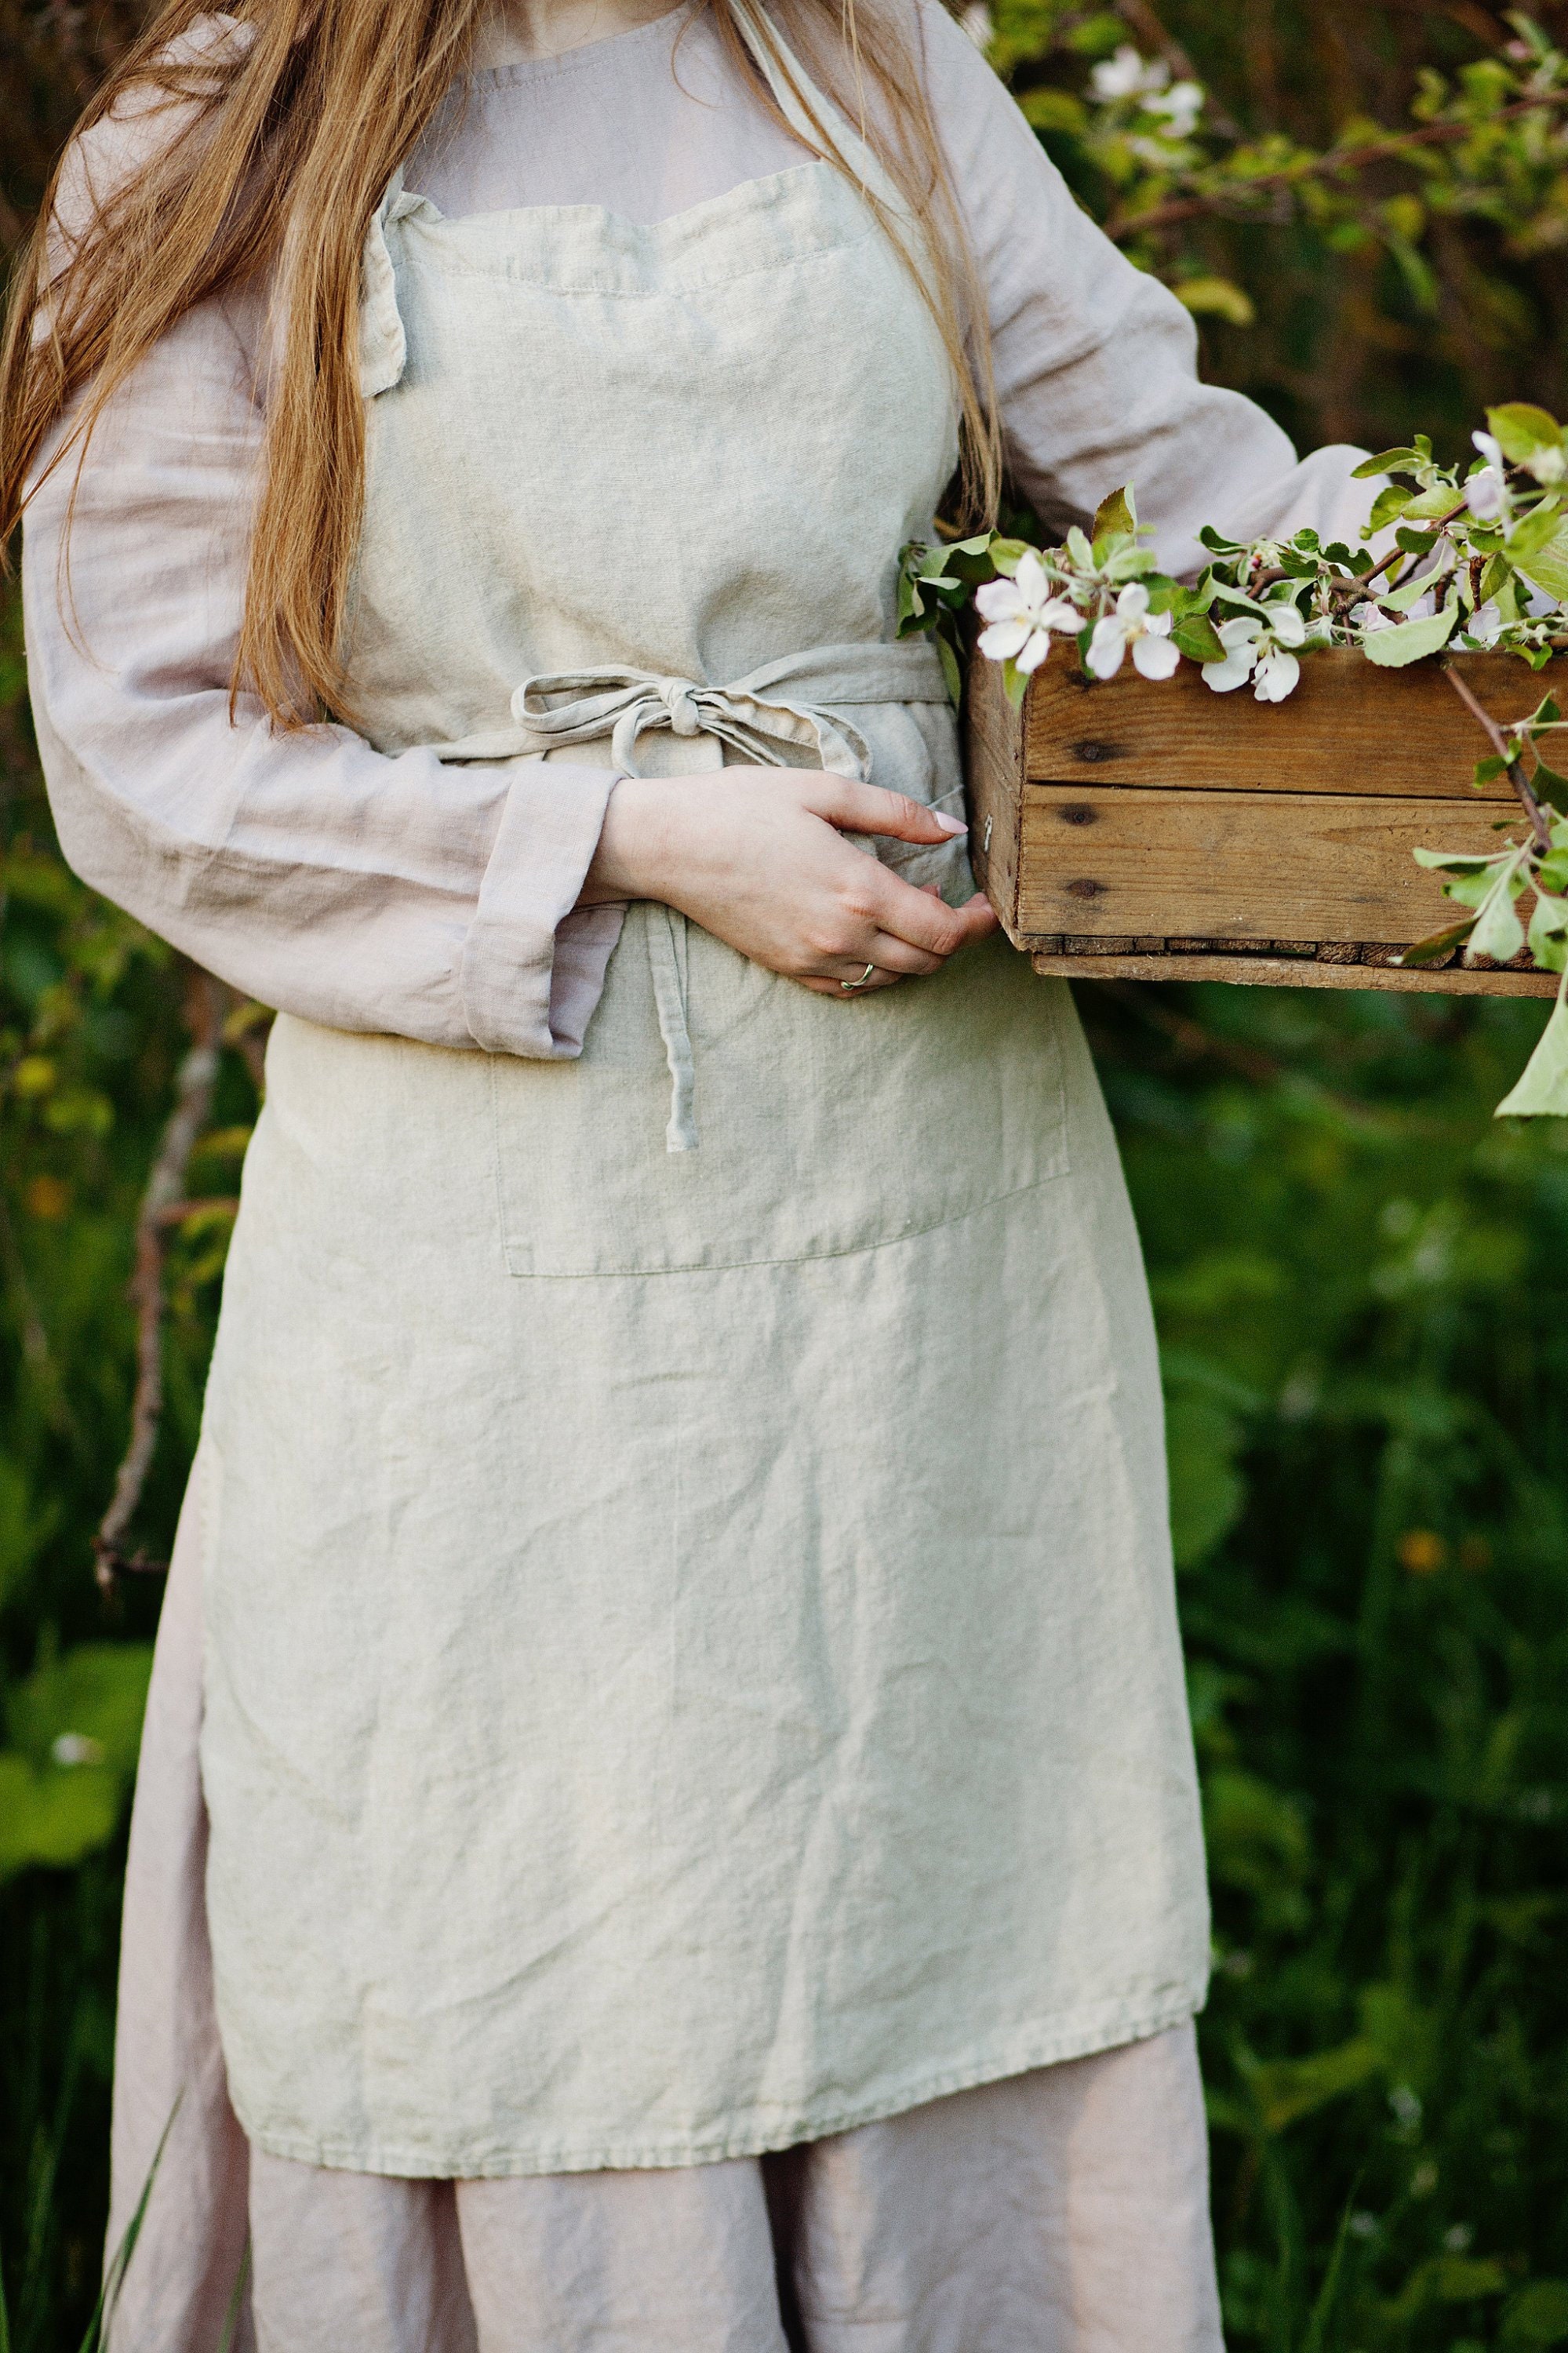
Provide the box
[24,0,1374,2239]
[107,1495,1223,2353]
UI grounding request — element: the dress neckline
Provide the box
[457,0,693,92]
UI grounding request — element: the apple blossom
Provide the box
[974,551,1082,675]
[1086,582,1181,680]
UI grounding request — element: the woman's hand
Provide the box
[581,769,999,995]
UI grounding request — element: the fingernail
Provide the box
[932,813,967,836]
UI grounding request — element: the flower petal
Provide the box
[1202,651,1255,693]
[1015,629,1053,674]
[1217,615,1263,649]
[975,578,1024,623]
[977,619,1028,661]
[1015,549,1050,606]
[1133,631,1181,680]
[1041,598,1085,634]
[1254,649,1301,702]
[1116,581,1151,621]
[1086,618,1128,679]
[1267,603,1308,648]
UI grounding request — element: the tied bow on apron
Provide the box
[510,641,951,1155]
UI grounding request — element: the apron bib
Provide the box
[196,13,1208,2176]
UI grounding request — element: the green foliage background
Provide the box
[4,2,1568,2346]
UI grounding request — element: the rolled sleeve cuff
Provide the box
[459,757,624,1058]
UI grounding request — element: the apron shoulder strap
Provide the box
[726,0,908,220]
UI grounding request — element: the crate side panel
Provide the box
[1024,649,1531,797]
[963,651,1024,935]
[1030,952,1557,996]
[1019,784,1523,945]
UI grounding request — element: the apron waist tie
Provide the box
[645,902,698,1154]
[508,642,952,1155]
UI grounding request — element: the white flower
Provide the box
[1144,78,1204,136]
[1404,589,1438,622]
[1086,581,1181,680]
[975,550,1082,674]
[1462,599,1504,647]
[1465,465,1508,521]
[1253,644,1301,701]
[1202,614,1264,692]
[52,1732,104,1767]
[1090,43,1166,102]
[1202,602,1305,700]
[1352,599,1395,634]
[1473,427,1506,471]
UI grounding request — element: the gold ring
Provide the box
[840,962,877,991]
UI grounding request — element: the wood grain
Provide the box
[1023,647,1540,797]
[962,650,1023,930]
[1017,783,1532,945]
[1031,951,1557,996]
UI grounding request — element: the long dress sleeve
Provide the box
[23,276,621,1060]
[916,5,1376,573]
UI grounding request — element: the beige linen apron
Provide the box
[195,14,1207,2177]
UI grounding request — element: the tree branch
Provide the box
[1442,660,1555,856]
[93,970,226,1591]
[1107,90,1568,241]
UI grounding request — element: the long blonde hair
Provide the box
[0,0,998,725]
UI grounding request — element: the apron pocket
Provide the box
[492,926,1071,1278]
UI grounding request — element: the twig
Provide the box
[151,1197,239,1227]
[93,970,225,1591]
[1107,90,1568,241]
[1442,660,1555,854]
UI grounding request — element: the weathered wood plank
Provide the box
[1023,647,1537,797]
[1031,951,1557,996]
[1018,783,1530,945]
[963,650,1023,931]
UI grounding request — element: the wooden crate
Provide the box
[966,644,1558,995]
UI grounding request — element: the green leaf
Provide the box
[1488,401,1567,462]
[1469,860,1529,962]
[1166,1393,1246,1569]
[1497,977,1568,1117]
[1513,521,1568,603]
[1362,603,1461,666]
[1367,486,1414,532]
[1530,893,1568,973]
[1502,2281,1568,2348]
[1401,482,1464,521]
[1475,753,1510,786]
[1065,526,1095,570]
[0,1754,122,1880]
[1019,87,1088,135]
[1173,613,1228,664]
[1353,448,1426,478]
[1396,918,1477,968]
[5,1642,155,1775]
[1413,847,1505,872]
[1174,275,1256,328]
[1384,570,1449,612]
[937,632,962,710]
[1506,504,1567,564]
[1243,2038,1381,2135]
[1002,656,1028,710]
[1091,484,1137,540]
[1531,758,1568,813]
[986,536,1031,577]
